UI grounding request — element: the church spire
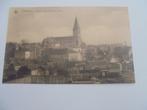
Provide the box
[73,17,81,47]
[73,17,80,31]
[73,17,80,37]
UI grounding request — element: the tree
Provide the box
[17,65,31,77]
[6,63,16,80]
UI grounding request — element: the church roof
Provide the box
[43,36,74,42]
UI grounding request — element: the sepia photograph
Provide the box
[3,7,135,84]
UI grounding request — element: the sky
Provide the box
[7,7,132,45]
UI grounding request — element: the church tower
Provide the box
[73,17,81,47]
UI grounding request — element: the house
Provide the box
[68,51,83,61]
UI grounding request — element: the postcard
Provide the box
[3,7,135,84]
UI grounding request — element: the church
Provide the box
[42,17,82,49]
[41,17,84,61]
